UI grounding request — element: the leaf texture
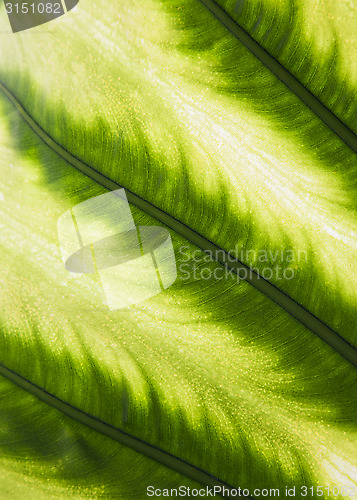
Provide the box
[217,0,357,133]
[0,0,357,344]
[0,0,357,498]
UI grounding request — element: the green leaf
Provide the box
[1,0,357,344]
[0,0,357,498]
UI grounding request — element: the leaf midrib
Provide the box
[1,79,357,368]
[0,363,240,499]
[198,0,357,153]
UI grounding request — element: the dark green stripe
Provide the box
[0,364,240,499]
[198,0,357,153]
[1,80,357,368]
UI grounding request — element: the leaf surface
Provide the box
[0,1,357,498]
[1,0,357,343]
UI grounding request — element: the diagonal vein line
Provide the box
[0,363,243,499]
[1,80,357,368]
[198,0,357,153]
